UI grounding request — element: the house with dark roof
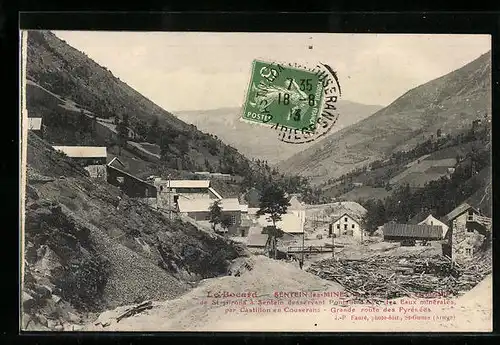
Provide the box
[440,203,491,262]
[382,223,442,245]
[106,157,157,198]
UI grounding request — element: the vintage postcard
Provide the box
[19,30,492,332]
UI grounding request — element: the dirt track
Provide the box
[84,256,491,332]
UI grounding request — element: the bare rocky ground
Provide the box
[22,133,248,331]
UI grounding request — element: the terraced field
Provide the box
[389,157,457,188]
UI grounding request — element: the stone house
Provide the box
[441,203,492,263]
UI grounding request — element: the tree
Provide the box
[221,216,232,238]
[208,200,223,232]
[256,184,290,259]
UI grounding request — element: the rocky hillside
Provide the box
[174,101,382,164]
[26,30,253,175]
[22,133,247,331]
[278,51,491,184]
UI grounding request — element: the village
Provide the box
[28,115,492,302]
[20,29,496,333]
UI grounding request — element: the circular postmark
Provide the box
[240,59,341,144]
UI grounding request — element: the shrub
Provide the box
[55,254,110,311]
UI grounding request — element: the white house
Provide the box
[288,195,306,229]
[257,212,304,236]
[418,214,449,238]
[52,146,107,180]
[28,117,42,131]
[330,212,365,241]
[154,179,223,208]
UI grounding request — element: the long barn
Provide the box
[382,223,442,243]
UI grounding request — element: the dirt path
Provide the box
[83,256,491,332]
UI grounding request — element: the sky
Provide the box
[53,31,490,112]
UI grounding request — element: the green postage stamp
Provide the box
[241,60,325,133]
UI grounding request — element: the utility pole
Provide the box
[301,227,305,269]
[331,225,335,259]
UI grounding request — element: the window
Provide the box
[230,215,237,225]
[352,224,355,229]
[465,248,473,256]
[467,227,474,233]
[344,224,348,230]
[337,224,340,229]
[345,217,348,222]
[467,210,474,221]
[430,221,433,225]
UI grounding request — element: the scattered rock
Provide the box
[22,291,36,310]
[67,312,80,323]
[21,314,32,329]
[25,320,50,331]
[37,314,49,327]
[34,285,52,299]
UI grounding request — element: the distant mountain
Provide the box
[277,51,492,184]
[174,101,383,164]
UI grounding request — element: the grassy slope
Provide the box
[26,30,253,174]
[277,51,491,184]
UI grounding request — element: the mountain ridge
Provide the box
[174,101,383,164]
[26,30,256,176]
[277,51,491,184]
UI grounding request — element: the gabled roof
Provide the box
[442,203,479,223]
[28,117,42,130]
[382,223,442,240]
[107,156,126,168]
[208,187,223,200]
[418,214,448,227]
[331,212,362,225]
[178,198,242,213]
[106,165,157,188]
[288,195,305,210]
[52,146,107,158]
